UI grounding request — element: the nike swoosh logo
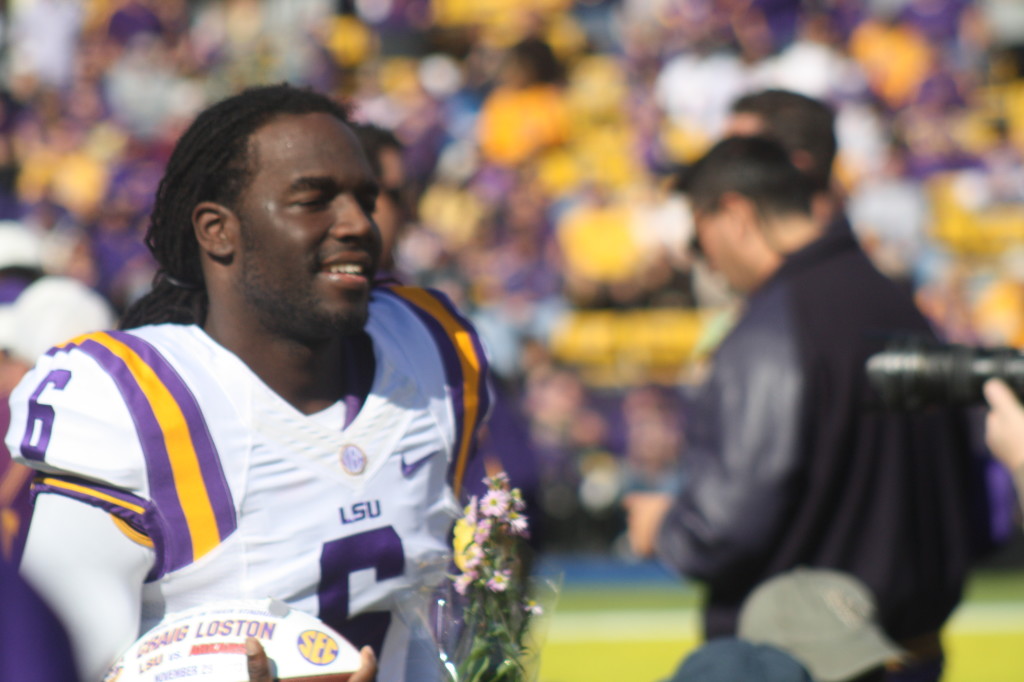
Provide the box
[401,451,439,477]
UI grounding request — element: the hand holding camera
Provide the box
[983,378,1024,476]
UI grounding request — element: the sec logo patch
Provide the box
[297,630,340,665]
[340,444,367,475]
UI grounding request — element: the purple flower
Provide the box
[474,519,493,545]
[454,571,476,595]
[464,544,484,570]
[464,496,479,526]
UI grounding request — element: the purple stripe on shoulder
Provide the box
[60,338,189,577]
[106,331,236,539]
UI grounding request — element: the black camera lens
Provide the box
[867,341,1024,409]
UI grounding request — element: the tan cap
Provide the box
[738,567,907,682]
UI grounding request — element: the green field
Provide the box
[536,569,1024,682]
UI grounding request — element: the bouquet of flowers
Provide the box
[405,472,553,682]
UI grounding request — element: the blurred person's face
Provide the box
[0,349,30,395]
[695,209,748,292]
[0,350,23,393]
[693,195,777,294]
[374,146,406,270]
[499,55,531,89]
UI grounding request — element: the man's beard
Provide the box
[238,252,368,345]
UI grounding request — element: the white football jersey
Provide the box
[6,285,491,681]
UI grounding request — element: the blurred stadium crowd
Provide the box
[4,0,1024,554]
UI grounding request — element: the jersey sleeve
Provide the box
[371,286,494,498]
[5,330,238,579]
[6,338,149,492]
[20,494,153,682]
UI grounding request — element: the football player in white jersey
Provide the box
[6,84,492,681]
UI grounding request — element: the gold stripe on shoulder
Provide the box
[38,477,147,515]
[111,516,154,548]
[86,332,220,561]
[389,287,482,496]
[58,330,108,350]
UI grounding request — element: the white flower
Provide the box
[488,471,510,489]
[464,496,479,526]
[480,489,511,518]
[486,570,511,593]
[509,513,529,537]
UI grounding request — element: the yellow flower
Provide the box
[452,517,475,572]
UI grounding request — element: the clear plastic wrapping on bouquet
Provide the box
[396,474,560,682]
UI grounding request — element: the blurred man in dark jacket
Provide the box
[625,136,976,682]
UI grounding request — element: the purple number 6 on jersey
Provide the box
[319,525,405,656]
[21,369,72,461]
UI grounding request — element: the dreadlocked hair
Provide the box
[120,83,352,329]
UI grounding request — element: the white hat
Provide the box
[0,277,116,364]
[0,221,43,271]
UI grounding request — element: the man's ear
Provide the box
[192,201,237,262]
